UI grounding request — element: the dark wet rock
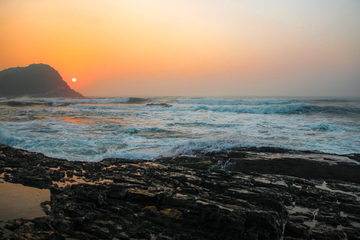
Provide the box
[146,103,172,107]
[1,217,65,240]
[309,226,347,240]
[343,228,360,240]
[1,143,360,239]
[348,154,360,163]
[245,210,285,239]
[284,222,310,238]
[340,203,360,216]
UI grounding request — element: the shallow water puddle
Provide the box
[0,180,50,221]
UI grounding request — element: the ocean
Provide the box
[0,96,359,162]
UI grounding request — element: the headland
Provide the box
[0,64,83,98]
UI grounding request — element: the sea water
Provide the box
[0,96,359,162]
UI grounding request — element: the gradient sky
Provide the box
[1,0,359,97]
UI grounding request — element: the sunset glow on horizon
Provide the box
[1,0,359,97]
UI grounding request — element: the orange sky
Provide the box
[1,0,359,97]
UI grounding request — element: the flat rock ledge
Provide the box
[0,143,360,240]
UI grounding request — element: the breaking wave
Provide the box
[1,96,359,161]
[304,122,340,132]
[69,102,360,115]
[188,104,360,115]
[67,97,130,104]
[0,97,151,106]
[3,101,47,107]
[126,97,149,104]
[178,98,297,106]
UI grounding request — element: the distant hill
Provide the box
[0,64,83,98]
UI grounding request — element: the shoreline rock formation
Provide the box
[146,103,172,108]
[0,143,360,239]
[0,64,83,98]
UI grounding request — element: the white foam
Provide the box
[304,122,340,132]
[0,97,359,162]
[178,98,296,106]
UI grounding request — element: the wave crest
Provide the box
[178,98,297,106]
[189,104,360,115]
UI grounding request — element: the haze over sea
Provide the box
[0,96,359,162]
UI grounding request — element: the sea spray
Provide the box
[0,96,359,161]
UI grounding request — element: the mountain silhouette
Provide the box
[0,64,83,98]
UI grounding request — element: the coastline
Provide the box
[1,143,360,239]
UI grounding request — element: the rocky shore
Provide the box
[0,143,360,239]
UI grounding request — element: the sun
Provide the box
[72,78,76,82]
